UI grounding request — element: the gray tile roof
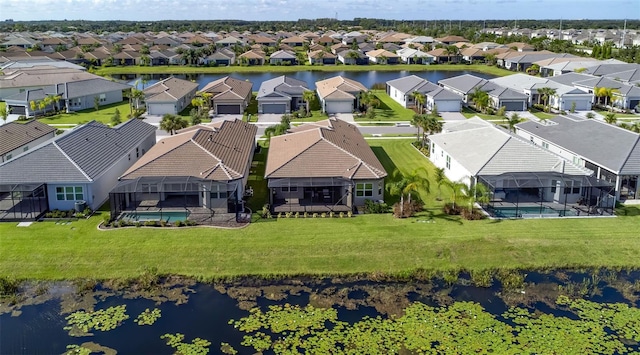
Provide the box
[53,78,132,99]
[438,74,488,94]
[0,119,157,183]
[144,77,198,103]
[547,72,596,86]
[517,116,640,174]
[584,63,640,76]
[257,75,309,99]
[386,75,429,94]
[0,120,55,156]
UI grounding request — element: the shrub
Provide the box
[83,207,92,216]
[347,211,353,217]
[303,212,309,218]
[443,203,462,215]
[586,112,595,119]
[392,200,424,218]
[144,220,157,227]
[285,212,293,218]
[118,219,127,228]
[135,222,142,228]
[460,207,485,220]
[174,220,183,227]
[364,199,389,214]
[312,213,318,218]
[0,276,20,296]
[321,212,327,218]
[277,212,283,219]
[329,211,335,218]
[339,212,345,218]
[160,220,167,227]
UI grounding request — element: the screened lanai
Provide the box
[109,176,246,224]
[0,183,48,220]
[478,172,616,218]
[267,177,354,213]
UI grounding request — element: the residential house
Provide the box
[439,74,528,111]
[603,68,640,86]
[404,36,434,46]
[386,75,462,112]
[435,36,469,45]
[341,31,368,45]
[143,77,198,115]
[503,53,578,72]
[0,120,56,162]
[316,76,367,113]
[516,115,640,202]
[460,48,486,63]
[490,74,593,111]
[366,49,400,64]
[257,75,309,114]
[330,43,350,55]
[428,118,612,218]
[110,119,256,222]
[238,50,265,65]
[201,76,253,115]
[201,51,235,66]
[215,36,245,47]
[308,50,337,65]
[0,67,99,100]
[572,76,640,110]
[269,50,297,65]
[264,118,387,213]
[337,50,368,65]
[314,35,337,46]
[0,119,156,220]
[280,36,307,47]
[426,48,458,64]
[396,48,435,64]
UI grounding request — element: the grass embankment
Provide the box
[94,64,513,77]
[1,139,639,281]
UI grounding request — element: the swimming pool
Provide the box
[121,211,190,223]
[491,206,559,218]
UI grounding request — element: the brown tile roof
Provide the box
[143,76,198,103]
[366,49,400,58]
[308,50,337,59]
[314,35,337,45]
[121,119,256,181]
[436,35,470,43]
[239,50,265,59]
[0,120,55,156]
[281,36,308,44]
[200,76,253,101]
[315,76,367,100]
[265,118,386,180]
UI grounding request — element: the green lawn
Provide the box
[2,139,640,281]
[595,110,639,118]
[355,90,416,122]
[461,107,507,122]
[95,64,513,77]
[37,101,133,125]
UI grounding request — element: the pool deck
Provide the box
[485,201,614,218]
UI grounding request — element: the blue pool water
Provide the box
[492,206,560,218]
[121,211,190,222]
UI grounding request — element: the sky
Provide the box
[0,0,634,22]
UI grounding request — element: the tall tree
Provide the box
[302,90,316,116]
[434,167,446,201]
[506,112,523,133]
[411,113,426,143]
[111,108,122,126]
[159,114,188,135]
[444,180,467,209]
[0,105,8,124]
[461,181,491,211]
[412,91,425,113]
[469,87,489,113]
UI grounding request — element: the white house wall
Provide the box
[387,86,409,107]
[1,132,55,162]
[66,90,123,112]
[47,182,92,211]
[353,179,385,206]
[429,142,473,186]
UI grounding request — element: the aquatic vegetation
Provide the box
[135,308,161,326]
[64,344,91,355]
[230,299,640,354]
[64,342,116,355]
[161,333,211,355]
[219,342,237,354]
[63,305,129,336]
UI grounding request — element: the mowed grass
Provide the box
[1,139,640,280]
[37,101,133,125]
[355,90,417,122]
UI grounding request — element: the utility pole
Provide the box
[621,19,627,48]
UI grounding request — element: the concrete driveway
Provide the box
[256,113,283,125]
[333,113,355,123]
[440,112,466,121]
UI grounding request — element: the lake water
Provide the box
[113,70,497,91]
[2,269,639,354]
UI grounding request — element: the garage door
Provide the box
[629,100,639,110]
[326,101,353,114]
[262,104,286,114]
[502,101,524,111]
[565,100,591,111]
[8,106,26,115]
[148,103,175,115]
[217,105,241,114]
[434,100,461,112]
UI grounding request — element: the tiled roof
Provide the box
[0,120,55,156]
[0,119,156,183]
[257,75,308,99]
[0,67,100,89]
[265,118,386,180]
[316,76,367,100]
[201,76,253,102]
[121,119,256,181]
[143,76,198,103]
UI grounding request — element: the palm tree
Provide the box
[604,112,617,124]
[537,87,556,113]
[191,97,205,115]
[506,112,523,133]
[434,167,446,201]
[159,114,188,135]
[412,91,425,113]
[461,181,491,211]
[30,100,37,118]
[302,90,316,116]
[0,105,9,124]
[469,87,489,113]
[444,180,467,209]
[359,91,380,113]
[411,113,426,143]
[386,169,429,218]
[599,87,620,111]
[420,115,443,148]
[346,50,360,64]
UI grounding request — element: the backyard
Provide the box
[1,139,640,281]
[36,101,134,125]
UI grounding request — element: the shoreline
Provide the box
[94,63,513,77]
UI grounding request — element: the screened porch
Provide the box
[0,183,48,221]
[268,177,354,213]
[478,172,616,218]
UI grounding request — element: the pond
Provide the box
[1,269,639,354]
[112,70,497,92]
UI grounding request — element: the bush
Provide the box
[460,207,485,220]
[144,220,157,227]
[102,214,111,225]
[443,203,462,215]
[174,220,183,227]
[586,112,595,119]
[0,276,20,296]
[392,200,424,218]
[364,199,389,214]
[118,219,128,228]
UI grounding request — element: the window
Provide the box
[446,155,451,169]
[378,182,383,195]
[542,141,549,149]
[23,146,29,152]
[136,147,140,158]
[551,180,557,193]
[573,156,583,165]
[356,183,373,197]
[211,185,228,199]
[530,136,535,144]
[128,153,131,161]
[5,154,12,160]
[281,186,298,192]
[56,186,84,201]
